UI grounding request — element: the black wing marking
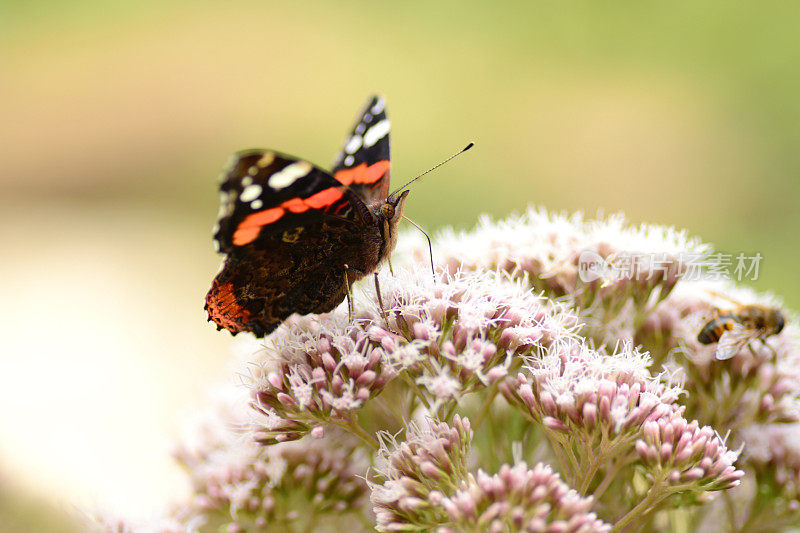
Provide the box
[331,95,391,204]
[213,150,361,253]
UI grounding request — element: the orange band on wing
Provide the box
[233,207,284,245]
[282,197,309,213]
[334,160,390,186]
[304,187,344,208]
[231,187,345,246]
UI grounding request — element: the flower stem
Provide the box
[401,373,431,411]
[612,474,667,532]
[337,414,379,451]
[472,385,499,430]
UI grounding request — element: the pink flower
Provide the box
[371,416,473,530]
[169,385,367,531]
[371,417,609,532]
[637,407,743,492]
[440,463,610,533]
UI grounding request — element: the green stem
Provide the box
[612,475,667,533]
[579,445,602,495]
[546,430,581,485]
[442,399,459,421]
[592,458,626,501]
[336,414,379,451]
[546,432,572,478]
[401,373,431,411]
[472,385,499,429]
[723,490,738,531]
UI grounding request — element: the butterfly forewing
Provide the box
[214,150,354,253]
[331,95,391,204]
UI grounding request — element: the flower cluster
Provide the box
[371,416,473,530]
[177,434,368,529]
[246,313,397,445]
[731,424,800,529]
[248,267,580,444]
[501,342,680,437]
[100,206,800,532]
[97,384,369,532]
[370,417,610,532]
[438,462,610,533]
[185,388,369,532]
[636,408,743,493]
[501,341,694,509]
[403,208,708,345]
[363,268,581,410]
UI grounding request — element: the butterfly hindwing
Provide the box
[214,150,356,253]
[331,95,392,204]
[207,212,368,336]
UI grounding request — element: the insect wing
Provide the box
[331,95,391,204]
[213,150,354,253]
[715,325,761,360]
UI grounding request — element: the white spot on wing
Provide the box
[268,161,312,189]
[344,135,362,154]
[257,152,275,167]
[363,119,390,147]
[251,199,263,209]
[218,191,236,218]
[355,123,366,135]
[344,155,354,166]
[241,176,253,186]
[371,97,385,114]
[247,166,259,176]
[240,184,262,202]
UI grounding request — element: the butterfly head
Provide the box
[382,189,410,223]
[375,189,410,262]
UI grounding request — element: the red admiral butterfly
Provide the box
[206,95,407,337]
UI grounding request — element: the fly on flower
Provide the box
[697,296,785,359]
[205,95,472,337]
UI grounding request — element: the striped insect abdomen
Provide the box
[697,312,738,344]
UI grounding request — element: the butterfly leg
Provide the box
[374,272,391,328]
[342,266,354,322]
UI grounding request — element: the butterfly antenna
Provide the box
[388,142,474,200]
[402,216,435,280]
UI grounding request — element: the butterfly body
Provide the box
[205,96,406,337]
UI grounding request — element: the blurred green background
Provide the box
[2,1,799,530]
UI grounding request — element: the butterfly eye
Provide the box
[381,203,395,219]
